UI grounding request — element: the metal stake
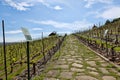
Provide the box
[27,41,30,80]
[2,20,7,80]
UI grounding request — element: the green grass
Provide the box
[7,66,27,80]
[96,61,101,66]
[114,47,120,52]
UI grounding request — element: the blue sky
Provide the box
[0,0,120,42]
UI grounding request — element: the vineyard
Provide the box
[0,33,66,80]
[1,18,120,80]
[75,18,120,65]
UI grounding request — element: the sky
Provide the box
[0,0,120,42]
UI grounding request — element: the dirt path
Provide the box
[33,35,120,80]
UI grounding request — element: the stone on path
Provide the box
[76,76,98,80]
[87,67,97,71]
[71,68,84,72]
[67,59,74,62]
[89,71,99,76]
[72,63,83,68]
[99,68,109,74]
[101,63,109,67]
[95,57,102,61]
[102,76,116,80]
[87,61,96,66]
[44,78,59,80]
[74,60,82,64]
[46,70,59,77]
[54,65,69,69]
[60,72,73,79]
[56,60,67,65]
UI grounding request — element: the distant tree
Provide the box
[49,31,57,36]
[105,19,111,25]
[111,17,120,23]
[92,24,97,30]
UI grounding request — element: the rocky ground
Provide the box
[33,35,120,80]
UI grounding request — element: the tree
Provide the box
[49,31,57,36]
[111,17,120,23]
[92,24,97,30]
[105,19,111,25]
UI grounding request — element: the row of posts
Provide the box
[75,34,117,62]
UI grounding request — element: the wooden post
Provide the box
[106,35,108,53]
[115,35,118,45]
[33,63,36,74]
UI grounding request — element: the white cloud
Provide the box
[84,0,113,8]
[97,0,113,4]
[32,31,71,39]
[5,37,25,42]
[36,0,52,8]
[54,5,62,10]
[5,30,22,34]
[32,28,43,31]
[28,19,92,31]
[57,31,71,35]
[3,0,63,11]
[97,6,120,19]
[4,0,33,11]
[34,0,63,10]
[86,11,99,17]
[84,0,94,8]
